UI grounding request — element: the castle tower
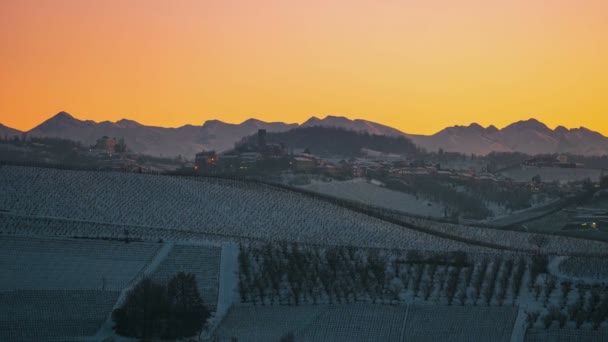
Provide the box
[257,129,267,148]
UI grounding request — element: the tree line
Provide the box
[237,126,422,157]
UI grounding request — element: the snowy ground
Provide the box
[5,166,608,340]
[0,166,507,252]
[214,304,517,342]
[301,177,557,223]
[0,234,230,341]
[300,178,446,218]
[486,197,563,227]
[3,166,607,255]
[0,235,160,291]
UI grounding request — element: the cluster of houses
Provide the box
[194,130,325,174]
[350,158,504,182]
[88,136,137,171]
[193,129,509,182]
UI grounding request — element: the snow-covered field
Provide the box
[300,177,556,222]
[0,166,498,253]
[501,166,601,183]
[300,178,445,218]
[525,328,608,341]
[4,166,608,341]
[2,166,607,256]
[215,304,517,342]
[0,234,227,341]
[380,213,608,257]
[0,235,159,340]
[0,235,160,291]
[0,289,119,341]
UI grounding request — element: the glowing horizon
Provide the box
[1,0,607,134]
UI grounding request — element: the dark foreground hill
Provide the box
[237,126,422,157]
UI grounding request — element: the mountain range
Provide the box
[0,123,22,140]
[406,119,608,156]
[2,112,607,157]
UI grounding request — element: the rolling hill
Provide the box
[237,126,421,157]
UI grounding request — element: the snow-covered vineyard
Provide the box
[2,165,608,341]
[215,304,517,342]
[525,328,608,341]
[1,165,605,255]
[300,178,446,218]
[0,166,506,253]
[0,290,119,341]
[0,235,160,291]
[392,215,608,257]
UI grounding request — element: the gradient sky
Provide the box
[1,0,607,134]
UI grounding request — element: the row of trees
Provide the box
[238,244,539,307]
[113,272,210,340]
[0,136,97,166]
[528,283,608,330]
[465,181,533,211]
[239,243,471,305]
[239,243,391,305]
[238,126,423,158]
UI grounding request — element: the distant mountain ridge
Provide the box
[407,118,608,156]
[23,112,298,157]
[301,116,406,137]
[2,112,607,157]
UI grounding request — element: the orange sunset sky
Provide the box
[0,0,607,134]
